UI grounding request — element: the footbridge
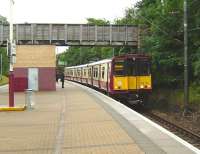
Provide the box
[0,24,138,47]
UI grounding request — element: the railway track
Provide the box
[142,111,200,149]
[118,97,200,149]
[119,100,200,149]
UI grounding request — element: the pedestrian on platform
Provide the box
[56,73,59,83]
[61,72,65,88]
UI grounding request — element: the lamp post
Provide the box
[183,0,189,113]
[8,0,15,107]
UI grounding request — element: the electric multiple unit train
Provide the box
[65,54,152,104]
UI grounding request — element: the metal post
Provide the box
[0,54,2,80]
[80,47,82,64]
[112,47,115,57]
[9,0,15,107]
[183,0,189,113]
[25,89,34,110]
[65,48,67,67]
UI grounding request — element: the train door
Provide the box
[98,65,101,88]
[107,62,112,92]
[91,66,94,86]
[127,58,137,90]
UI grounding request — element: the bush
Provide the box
[0,75,8,86]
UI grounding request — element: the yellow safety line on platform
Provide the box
[0,106,26,111]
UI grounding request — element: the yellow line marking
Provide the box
[0,106,26,111]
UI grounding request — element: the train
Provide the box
[65,54,152,104]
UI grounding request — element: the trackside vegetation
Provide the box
[58,0,200,111]
[0,75,8,86]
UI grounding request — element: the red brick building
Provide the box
[14,45,56,91]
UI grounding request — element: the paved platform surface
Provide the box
[0,82,144,154]
[0,82,199,154]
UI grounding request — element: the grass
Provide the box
[0,75,8,86]
[149,86,200,112]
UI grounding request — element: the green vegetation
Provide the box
[0,75,8,86]
[0,47,9,76]
[58,1,200,110]
[0,17,9,77]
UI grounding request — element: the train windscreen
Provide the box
[126,58,150,76]
[137,60,151,76]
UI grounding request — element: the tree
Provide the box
[0,48,9,76]
[0,15,9,76]
[0,15,8,24]
[87,18,110,25]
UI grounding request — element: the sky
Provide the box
[0,0,140,53]
[0,0,140,24]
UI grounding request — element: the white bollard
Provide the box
[25,89,34,110]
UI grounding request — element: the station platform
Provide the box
[0,81,199,154]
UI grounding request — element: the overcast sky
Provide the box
[0,0,140,53]
[0,0,140,24]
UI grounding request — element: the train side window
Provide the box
[93,68,96,78]
[89,68,91,77]
[78,70,80,77]
[96,68,98,78]
[102,67,105,79]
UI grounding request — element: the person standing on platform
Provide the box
[61,72,65,88]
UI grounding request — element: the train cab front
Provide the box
[111,54,152,104]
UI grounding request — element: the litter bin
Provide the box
[25,89,34,110]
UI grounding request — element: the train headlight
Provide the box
[117,81,122,86]
[147,85,151,88]
[115,86,121,89]
[140,85,144,89]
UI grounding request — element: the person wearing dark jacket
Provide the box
[61,72,65,88]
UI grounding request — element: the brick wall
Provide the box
[14,45,56,68]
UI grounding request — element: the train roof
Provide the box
[65,64,88,69]
[65,59,111,69]
[113,53,150,59]
[87,59,111,66]
[65,54,150,70]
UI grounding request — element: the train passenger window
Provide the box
[89,68,91,77]
[114,59,124,76]
[93,68,96,78]
[102,67,105,79]
[78,70,80,76]
[84,69,86,76]
[96,68,98,78]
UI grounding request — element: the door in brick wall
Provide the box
[28,68,38,91]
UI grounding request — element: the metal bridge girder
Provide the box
[0,24,138,47]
